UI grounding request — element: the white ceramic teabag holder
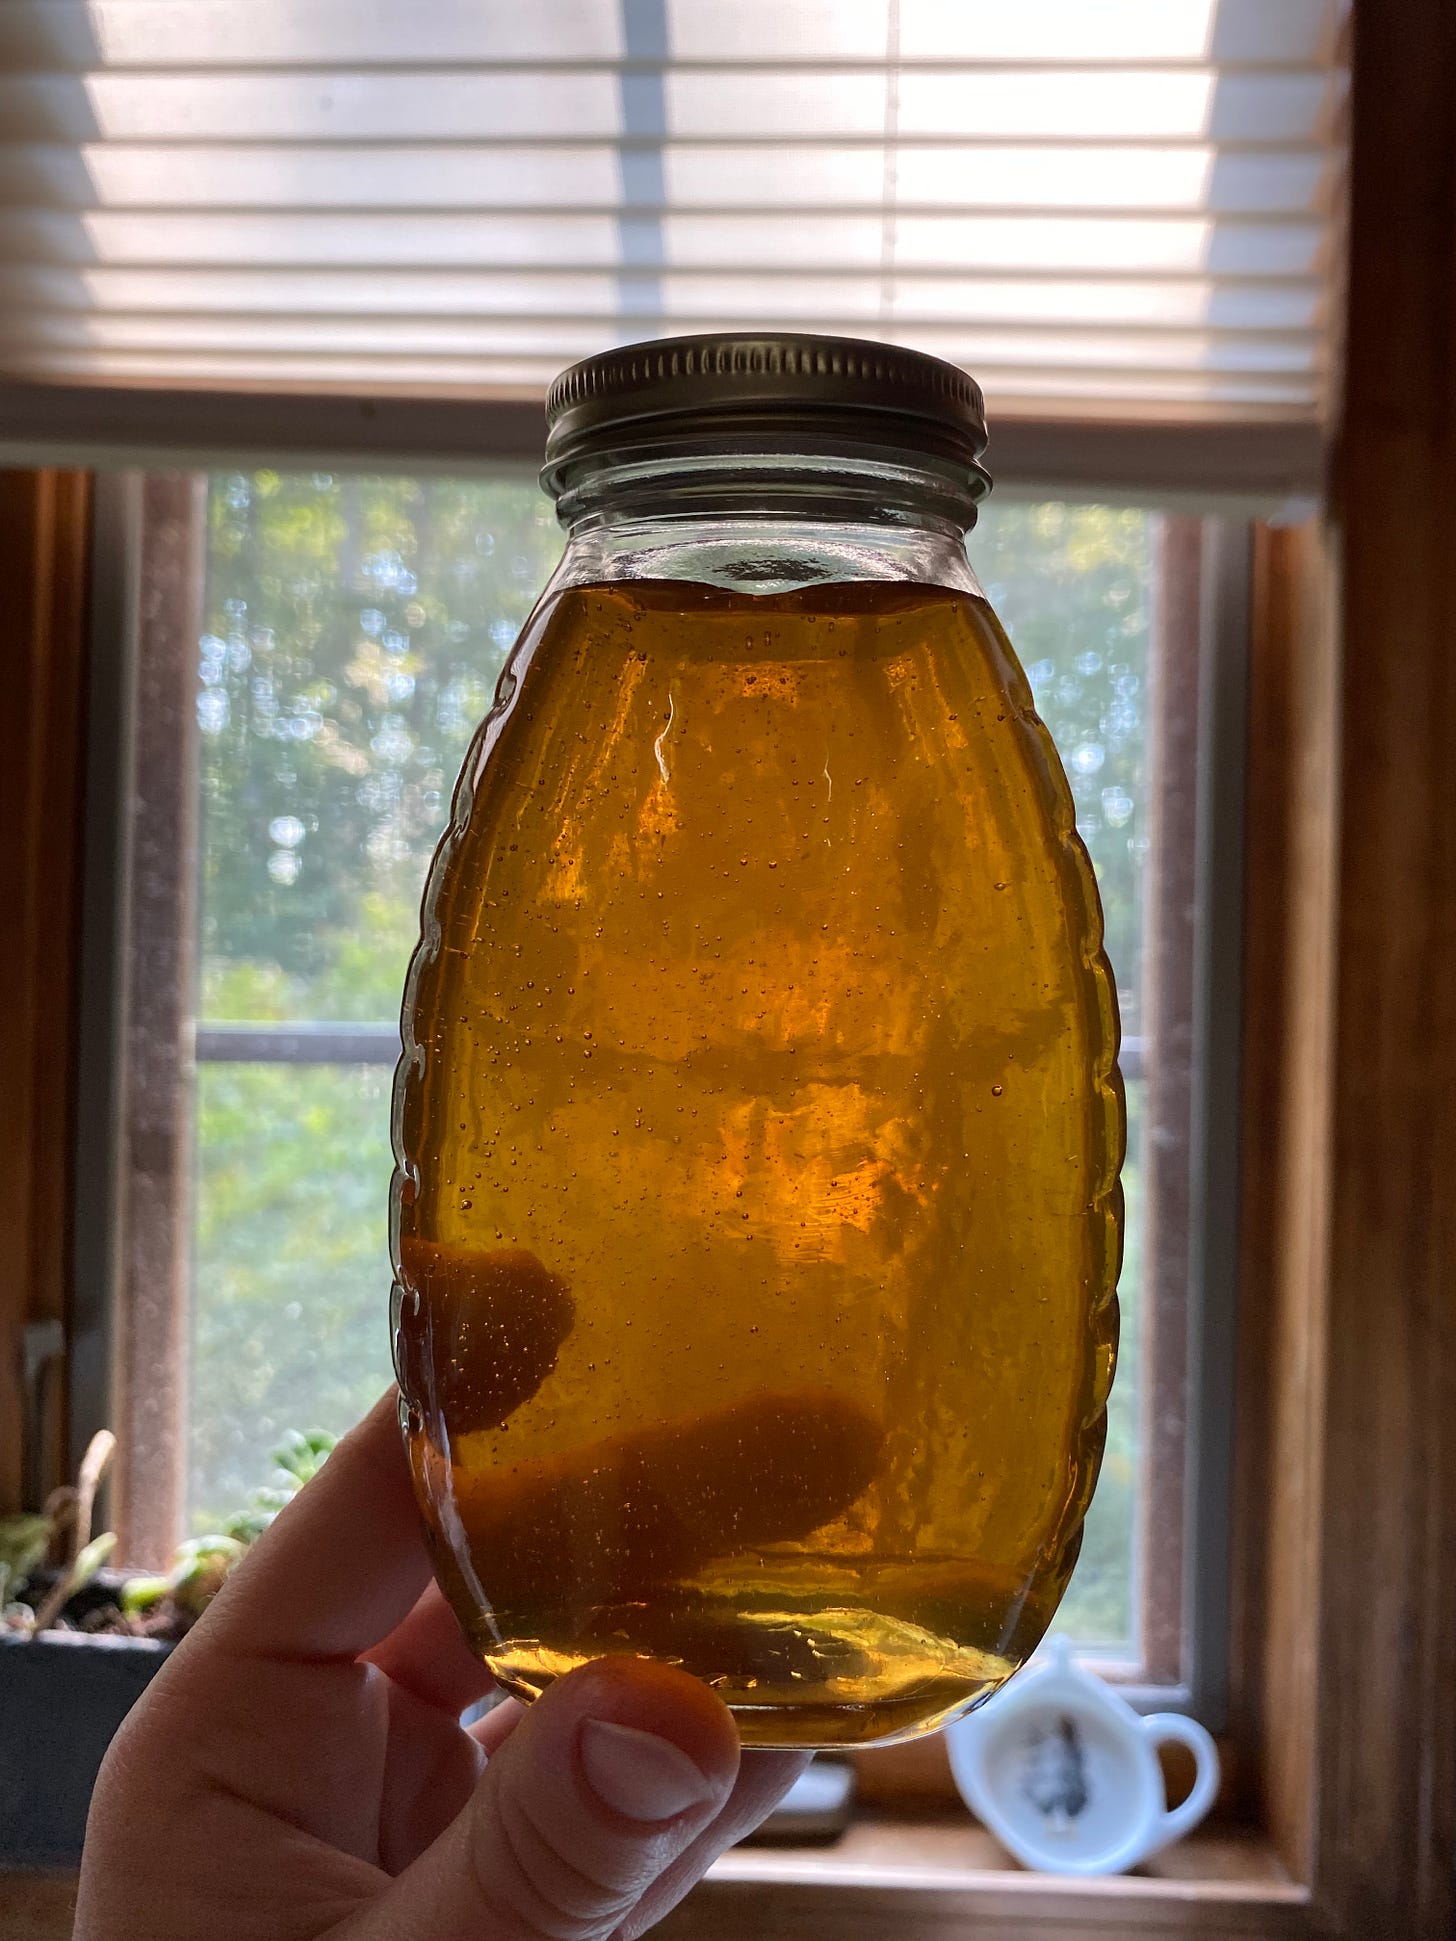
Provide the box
[946,1637,1220,1876]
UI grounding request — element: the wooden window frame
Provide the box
[96,482,1226,1706]
[0,476,1323,1940]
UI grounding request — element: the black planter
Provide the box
[0,1631,171,1867]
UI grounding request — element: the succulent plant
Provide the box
[2,1433,119,1636]
[116,1429,339,1626]
[8,1426,337,1636]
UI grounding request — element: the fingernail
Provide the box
[579,1718,717,1822]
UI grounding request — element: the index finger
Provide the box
[201,1388,432,1663]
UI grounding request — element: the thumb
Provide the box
[368,1657,743,1941]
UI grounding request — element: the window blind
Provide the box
[0,0,1346,484]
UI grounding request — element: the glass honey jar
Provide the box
[392,334,1122,1747]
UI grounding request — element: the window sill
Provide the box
[667,1811,1307,1938]
[0,1814,1307,1940]
[0,1866,81,1940]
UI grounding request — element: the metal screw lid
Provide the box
[542,332,991,502]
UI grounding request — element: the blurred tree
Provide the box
[197,470,563,1020]
[972,499,1152,1038]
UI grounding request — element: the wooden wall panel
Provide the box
[0,470,92,1515]
[1230,522,1338,1873]
[1310,0,1456,1930]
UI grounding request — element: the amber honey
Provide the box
[392,575,1121,1747]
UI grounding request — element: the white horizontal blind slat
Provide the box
[0,266,1327,331]
[0,144,1332,217]
[4,312,1320,375]
[0,0,1348,484]
[0,68,1335,145]
[0,209,1328,275]
[6,347,1320,403]
[0,0,1335,70]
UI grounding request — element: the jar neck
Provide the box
[548,448,984,597]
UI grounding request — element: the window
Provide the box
[81,467,1242,1708]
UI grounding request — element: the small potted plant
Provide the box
[0,1429,335,1866]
